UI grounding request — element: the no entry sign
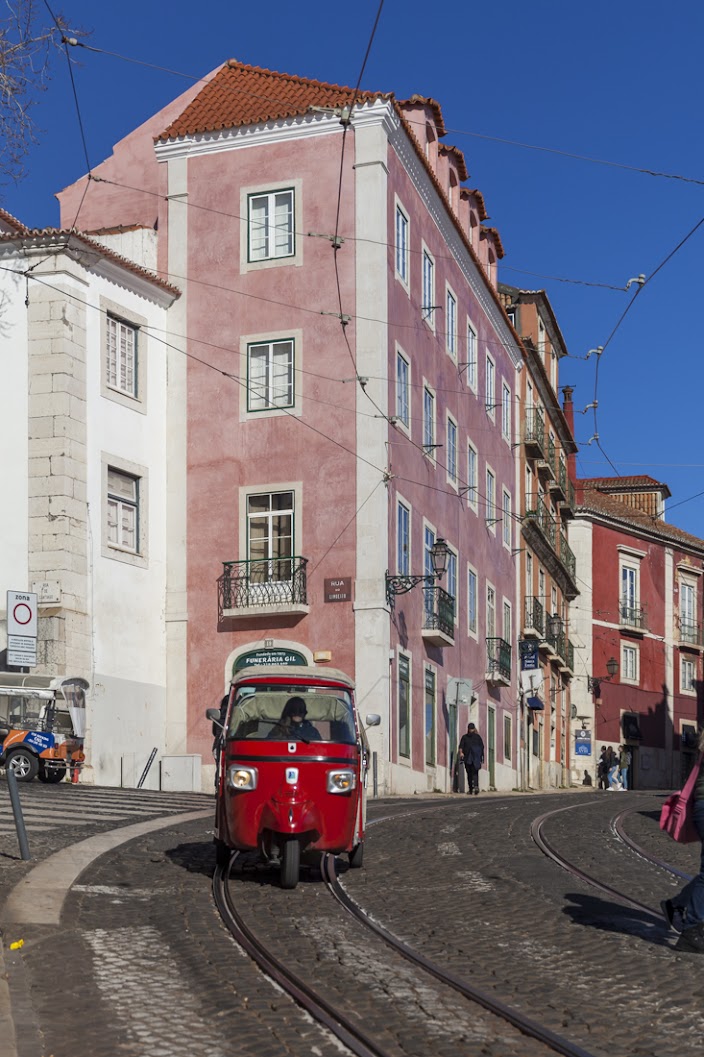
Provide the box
[7,591,38,638]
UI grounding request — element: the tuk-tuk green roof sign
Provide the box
[234,648,307,673]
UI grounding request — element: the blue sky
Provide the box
[6,1,704,534]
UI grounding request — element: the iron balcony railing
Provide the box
[545,436,557,477]
[564,639,575,672]
[619,603,647,630]
[523,407,545,454]
[679,620,703,647]
[218,556,308,618]
[551,456,568,499]
[423,586,455,640]
[524,596,545,637]
[486,637,511,682]
[557,532,576,581]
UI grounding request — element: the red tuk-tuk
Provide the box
[207,665,379,888]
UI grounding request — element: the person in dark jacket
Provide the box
[458,722,484,795]
[597,747,609,790]
[663,728,704,953]
[267,696,322,742]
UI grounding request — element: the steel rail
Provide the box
[212,857,393,1057]
[612,807,694,882]
[321,853,598,1057]
[530,799,662,920]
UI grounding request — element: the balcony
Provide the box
[486,637,511,686]
[560,639,575,674]
[523,596,545,638]
[538,436,557,482]
[422,586,455,647]
[559,478,576,519]
[619,603,647,633]
[218,556,309,621]
[557,532,576,581]
[523,495,578,600]
[679,620,704,650]
[551,456,568,501]
[523,408,545,457]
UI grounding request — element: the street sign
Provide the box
[7,636,37,667]
[7,591,38,638]
[575,730,592,756]
[519,639,539,670]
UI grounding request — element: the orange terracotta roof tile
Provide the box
[399,94,447,137]
[0,207,26,233]
[438,143,469,181]
[461,188,488,221]
[577,484,704,552]
[157,60,391,140]
[480,225,505,259]
[581,475,670,496]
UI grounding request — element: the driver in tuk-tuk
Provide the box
[268,696,322,742]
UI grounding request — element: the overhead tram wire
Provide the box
[62,37,704,193]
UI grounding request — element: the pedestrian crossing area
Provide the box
[0,782,212,835]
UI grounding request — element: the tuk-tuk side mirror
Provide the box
[206,707,225,738]
[365,714,381,728]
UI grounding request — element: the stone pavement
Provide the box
[0,784,699,1057]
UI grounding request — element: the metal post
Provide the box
[372,751,378,798]
[137,748,158,790]
[6,767,31,861]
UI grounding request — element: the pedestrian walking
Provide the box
[619,744,631,790]
[607,748,622,790]
[662,729,704,953]
[597,747,609,790]
[458,722,484,795]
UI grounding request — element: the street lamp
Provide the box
[385,538,450,608]
[587,656,618,697]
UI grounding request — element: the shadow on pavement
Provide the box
[562,891,673,948]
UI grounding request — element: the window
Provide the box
[446,288,457,359]
[447,416,458,485]
[425,667,436,766]
[503,600,512,643]
[467,442,478,510]
[247,339,294,411]
[398,654,411,758]
[397,501,410,575]
[422,249,435,325]
[447,549,457,608]
[502,490,512,547]
[468,566,478,635]
[247,491,294,582]
[487,584,496,638]
[502,382,511,441]
[526,552,533,594]
[396,350,410,429]
[680,579,697,642]
[107,468,139,552]
[423,525,436,624]
[486,468,496,529]
[485,355,495,416]
[395,204,409,285]
[538,317,546,354]
[423,386,435,453]
[682,657,696,694]
[106,316,137,398]
[466,322,477,391]
[248,188,294,262]
[504,714,512,762]
[621,643,639,684]
[621,562,639,623]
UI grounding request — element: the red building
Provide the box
[568,476,704,788]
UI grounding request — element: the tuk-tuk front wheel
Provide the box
[38,763,66,784]
[349,841,364,869]
[6,749,39,783]
[280,838,300,889]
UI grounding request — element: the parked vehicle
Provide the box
[0,673,88,783]
[207,665,379,888]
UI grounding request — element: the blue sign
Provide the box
[519,640,539,671]
[526,695,544,711]
[24,730,55,753]
[575,731,592,757]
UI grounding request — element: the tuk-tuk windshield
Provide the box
[228,684,357,744]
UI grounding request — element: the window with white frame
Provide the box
[503,600,512,644]
[395,203,409,285]
[682,657,696,694]
[422,249,435,325]
[502,489,512,547]
[424,666,436,766]
[447,549,457,608]
[396,350,410,428]
[447,416,458,485]
[620,561,640,624]
[487,584,496,638]
[680,578,697,643]
[502,382,511,441]
[247,490,294,583]
[621,643,639,684]
[446,288,457,359]
[504,713,512,761]
[107,468,139,553]
[106,316,137,398]
[398,653,411,758]
[247,339,294,411]
[468,566,478,635]
[485,354,495,416]
[466,321,477,391]
[486,467,496,529]
[248,188,294,262]
[467,441,478,510]
[397,501,410,575]
[423,386,435,453]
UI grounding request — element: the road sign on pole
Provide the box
[6,591,38,666]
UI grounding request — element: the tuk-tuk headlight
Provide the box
[327,769,356,794]
[227,766,258,791]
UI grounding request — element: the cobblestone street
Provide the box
[0,785,701,1057]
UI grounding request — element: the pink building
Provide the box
[59,61,522,793]
[568,477,704,788]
